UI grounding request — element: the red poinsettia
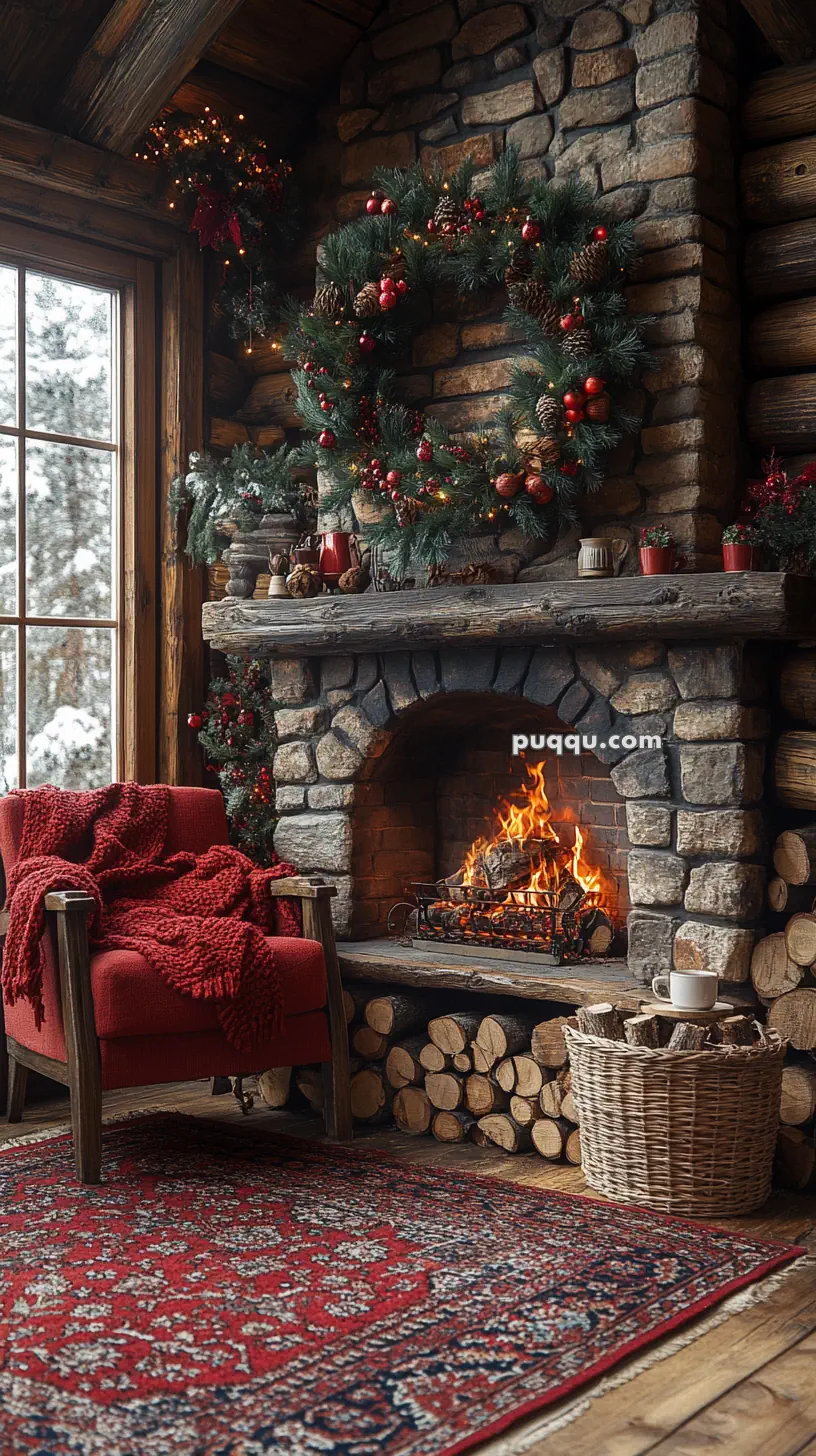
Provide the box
[190,184,243,252]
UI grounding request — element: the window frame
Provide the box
[0,219,158,786]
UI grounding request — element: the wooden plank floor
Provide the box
[2,1079,815,1455]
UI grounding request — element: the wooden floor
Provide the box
[3,1079,816,1455]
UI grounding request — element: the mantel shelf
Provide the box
[202,572,814,658]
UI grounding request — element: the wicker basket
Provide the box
[564,1025,787,1217]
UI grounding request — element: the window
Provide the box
[0,225,157,791]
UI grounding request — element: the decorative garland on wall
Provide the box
[188,658,277,864]
[285,148,648,572]
[139,110,300,342]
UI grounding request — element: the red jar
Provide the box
[319,531,353,588]
[722,543,758,572]
[639,545,676,576]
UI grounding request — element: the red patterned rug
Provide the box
[0,1115,802,1456]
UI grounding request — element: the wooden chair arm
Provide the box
[267,877,338,901]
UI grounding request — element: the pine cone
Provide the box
[353,281,381,318]
[562,326,594,359]
[535,393,562,433]
[285,564,321,598]
[312,282,344,318]
[433,194,460,228]
[510,279,561,334]
[585,393,611,423]
[569,239,609,285]
[338,565,370,593]
[504,253,532,287]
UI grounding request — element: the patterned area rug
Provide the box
[0,1114,802,1456]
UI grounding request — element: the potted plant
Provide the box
[743,454,816,573]
[639,525,676,576]
[722,523,759,572]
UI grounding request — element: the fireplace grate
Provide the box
[410,881,589,966]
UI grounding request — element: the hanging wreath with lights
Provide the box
[139,110,301,343]
[285,148,648,573]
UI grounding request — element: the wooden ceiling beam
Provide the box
[55,0,246,155]
[740,0,816,64]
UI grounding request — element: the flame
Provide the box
[457,760,608,911]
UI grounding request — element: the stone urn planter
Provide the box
[221,513,300,598]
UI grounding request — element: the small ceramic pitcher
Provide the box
[577,537,629,579]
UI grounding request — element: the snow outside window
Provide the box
[0,263,119,790]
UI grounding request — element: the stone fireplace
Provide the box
[203,574,811,990]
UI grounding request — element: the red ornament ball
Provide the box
[563,390,585,409]
[565,408,584,424]
[416,439,433,463]
[381,198,397,215]
[559,314,575,332]
[494,471,523,499]
[396,278,408,293]
[426,219,437,234]
[320,399,333,412]
[584,376,605,395]
[318,429,336,450]
[380,276,396,294]
[592,225,608,241]
[365,196,380,215]
[474,209,486,221]
[379,290,398,310]
[358,332,375,353]
[187,713,202,730]
[525,473,554,504]
[521,217,540,243]
[560,460,579,476]
[385,469,402,488]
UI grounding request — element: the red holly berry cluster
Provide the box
[378,273,408,311]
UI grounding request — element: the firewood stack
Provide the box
[752,826,816,1189]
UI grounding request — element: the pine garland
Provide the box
[139,111,301,341]
[188,658,278,863]
[171,443,309,565]
[285,149,649,573]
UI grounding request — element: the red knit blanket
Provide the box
[2,784,300,1052]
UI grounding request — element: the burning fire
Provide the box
[458,759,607,908]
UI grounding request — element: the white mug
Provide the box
[651,969,719,1011]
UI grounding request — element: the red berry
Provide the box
[385,469,402,488]
[459,224,472,234]
[565,408,584,424]
[358,333,376,353]
[320,400,332,412]
[380,276,396,293]
[318,429,336,449]
[303,360,315,373]
[187,713,202,730]
[370,459,382,473]
[474,209,486,222]
[442,222,456,235]
[560,314,575,332]
[426,219,437,233]
[592,225,608,241]
[396,278,408,293]
[525,474,554,504]
[381,198,397,215]
[366,197,380,215]
[560,460,579,476]
[379,291,398,310]
[521,218,540,243]
[584,376,605,395]
[463,198,472,211]
[416,439,433,463]
[563,390,585,409]
[390,489,402,501]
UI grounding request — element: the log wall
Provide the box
[741,59,816,464]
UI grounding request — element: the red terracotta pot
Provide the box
[639,545,676,576]
[722,543,758,572]
[319,531,353,588]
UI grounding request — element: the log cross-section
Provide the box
[57,0,246,156]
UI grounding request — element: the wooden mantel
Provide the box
[202,572,814,658]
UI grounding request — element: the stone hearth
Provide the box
[200,576,811,987]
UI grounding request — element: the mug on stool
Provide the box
[652,969,719,1010]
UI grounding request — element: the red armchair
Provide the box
[0,787,352,1183]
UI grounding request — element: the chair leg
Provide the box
[70,1061,102,1185]
[7,1054,28,1123]
[322,1058,353,1142]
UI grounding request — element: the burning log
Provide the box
[478,837,556,892]
[580,908,614,956]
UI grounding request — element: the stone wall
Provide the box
[269,637,769,983]
[298,0,742,574]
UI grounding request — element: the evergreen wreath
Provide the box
[171,443,310,566]
[139,110,301,342]
[188,658,278,864]
[285,148,649,573]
